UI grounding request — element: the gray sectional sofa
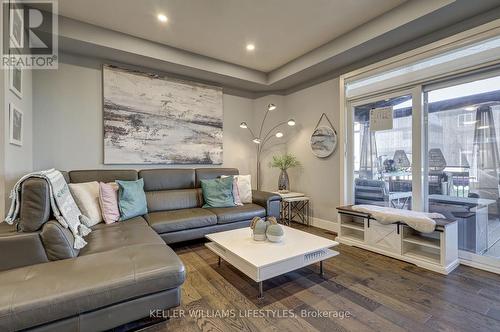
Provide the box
[0,168,280,331]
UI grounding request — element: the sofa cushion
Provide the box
[145,208,217,234]
[0,224,49,271]
[146,189,200,212]
[18,178,51,232]
[195,168,238,187]
[79,217,163,256]
[207,203,266,224]
[0,244,185,332]
[90,215,147,230]
[140,169,195,190]
[68,169,138,184]
[40,220,79,260]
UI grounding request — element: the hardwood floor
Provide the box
[147,223,500,332]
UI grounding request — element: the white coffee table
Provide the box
[205,226,339,299]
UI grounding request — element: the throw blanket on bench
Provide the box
[351,205,445,233]
[4,169,91,249]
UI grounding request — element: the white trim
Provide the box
[411,85,424,211]
[459,249,500,274]
[310,217,339,233]
[423,65,500,92]
[338,76,347,206]
[459,259,500,275]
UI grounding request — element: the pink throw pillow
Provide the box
[232,178,243,206]
[99,182,120,224]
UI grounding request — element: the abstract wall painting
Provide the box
[103,65,223,164]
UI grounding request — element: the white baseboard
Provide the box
[310,217,339,233]
[459,258,500,274]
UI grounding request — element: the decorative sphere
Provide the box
[253,219,268,241]
[266,224,284,243]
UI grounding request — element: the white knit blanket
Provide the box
[351,205,444,233]
[4,169,91,249]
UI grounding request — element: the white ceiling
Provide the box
[57,0,407,72]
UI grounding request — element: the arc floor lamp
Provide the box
[239,103,295,190]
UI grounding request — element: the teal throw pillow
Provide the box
[116,178,148,221]
[201,176,236,208]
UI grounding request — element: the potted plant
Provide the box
[270,153,300,192]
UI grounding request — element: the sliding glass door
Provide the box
[344,30,500,273]
[348,89,423,211]
[425,73,500,269]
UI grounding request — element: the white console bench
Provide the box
[336,205,459,274]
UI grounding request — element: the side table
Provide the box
[282,197,310,226]
[272,192,310,226]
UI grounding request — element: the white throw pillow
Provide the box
[234,175,252,204]
[68,181,102,227]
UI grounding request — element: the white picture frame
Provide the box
[9,62,22,99]
[9,6,24,49]
[9,104,23,146]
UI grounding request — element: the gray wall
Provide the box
[246,81,342,225]
[285,78,341,223]
[33,53,256,177]
[32,53,342,227]
[1,3,34,214]
[4,69,33,211]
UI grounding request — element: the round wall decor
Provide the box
[310,113,337,158]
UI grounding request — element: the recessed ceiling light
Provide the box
[246,43,255,51]
[157,14,168,23]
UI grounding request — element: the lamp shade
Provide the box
[267,104,277,111]
[275,132,284,138]
[287,119,296,126]
[240,122,248,128]
[253,138,262,144]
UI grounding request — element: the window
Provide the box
[352,94,413,209]
[457,113,475,128]
[425,74,500,258]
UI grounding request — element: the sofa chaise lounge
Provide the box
[0,168,281,331]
